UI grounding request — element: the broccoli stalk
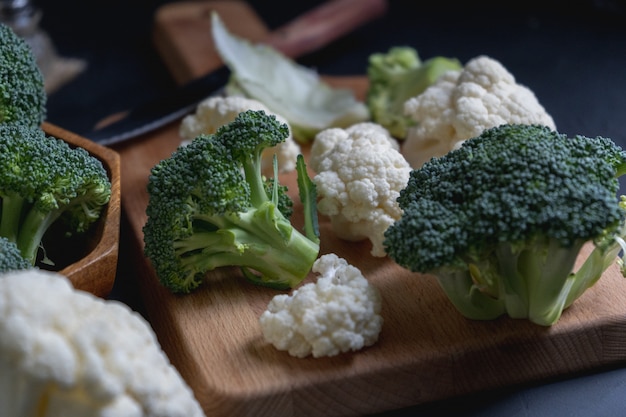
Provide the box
[366,46,461,139]
[384,124,626,326]
[0,193,24,243]
[143,110,320,293]
[0,123,112,265]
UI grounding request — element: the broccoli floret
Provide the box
[0,122,112,265]
[0,236,31,273]
[0,23,46,127]
[366,46,461,139]
[384,124,626,326]
[143,110,320,294]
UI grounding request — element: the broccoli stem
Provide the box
[242,153,269,209]
[508,239,583,326]
[491,246,530,319]
[175,201,319,289]
[296,154,320,244]
[568,238,625,308]
[433,268,506,321]
[16,207,61,264]
[0,194,24,242]
[436,239,589,326]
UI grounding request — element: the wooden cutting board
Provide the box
[152,0,269,85]
[110,2,626,416]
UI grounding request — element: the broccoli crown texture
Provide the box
[0,236,31,273]
[0,23,46,127]
[384,124,626,325]
[143,110,320,294]
[366,46,461,139]
[0,122,112,265]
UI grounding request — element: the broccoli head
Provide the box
[0,23,46,127]
[0,122,112,265]
[366,46,461,139]
[0,236,31,273]
[384,124,626,326]
[143,110,320,294]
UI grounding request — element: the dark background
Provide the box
[38,0,626,149]
[27,0,626,416]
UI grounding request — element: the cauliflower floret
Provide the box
[0,269,205,417]
[310,123,412,257]
[179,95,300,175]
[402,55,556,168]
[259,253,383,358]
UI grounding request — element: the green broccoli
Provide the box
[384,124,626,326]
[0,23,47,127]
[143,110,320,294]
[366,46,461,139]
[0,122,112,266]
[0,236,32,273]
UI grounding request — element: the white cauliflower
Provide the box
[310,122,412,257]
[259,253,383,358]
[402,55,557,168]
[0,269,205,417]
[179,95,300,175]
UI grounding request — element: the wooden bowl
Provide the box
[42,122,121,298]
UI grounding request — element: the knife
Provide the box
[88,0,388,146]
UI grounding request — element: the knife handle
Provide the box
[265,0,389,58]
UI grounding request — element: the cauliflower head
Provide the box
[179,95,300,175]
[402,55,556,168]
[0,269,205,417]
[310,123,411,257]
[259,253,383,358]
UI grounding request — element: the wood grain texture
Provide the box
[152,0,270,85]
[110,1,626,415]
[152,0,387,85]
[43,122,121,298]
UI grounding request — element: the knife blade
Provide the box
[88,0,388,146]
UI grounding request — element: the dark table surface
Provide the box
[33,0,626,415]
